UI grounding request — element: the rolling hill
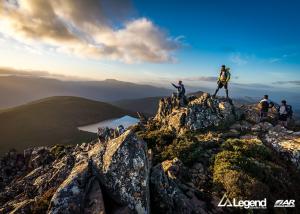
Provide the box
[0,96,133,154]
[0,75,172,109]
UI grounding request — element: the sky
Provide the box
[0,0,300,92]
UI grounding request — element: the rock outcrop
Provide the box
[0,130,149,214]
[154,93,236,134]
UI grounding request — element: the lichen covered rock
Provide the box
[154,93,236,133]
[264,125,300,169]
[48,161,91,214]
[91,130,150,214]
[150,158,207,214]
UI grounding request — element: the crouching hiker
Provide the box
[171,80,186,107]
[117,125,125,135]
[278,100,293,127]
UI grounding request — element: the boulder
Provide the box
[230,120,252,132]
[48,161,92,214]
[264,125,300,169]
[240,104,278,124]
[150,158,207,214]
[91,130,150,214]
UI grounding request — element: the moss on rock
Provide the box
[213,138,299,211]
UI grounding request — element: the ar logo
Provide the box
[218,194,233,207]
[274,200,295,208]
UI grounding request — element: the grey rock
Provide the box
[150,158,207,214]
[83,177,106,214]
[48,161,91,214]
[154,93,236,134]
[264,125,300,169]
[91,130,150,214]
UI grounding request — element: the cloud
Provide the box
[268,58,281,63]
[273,81,300,85]
[232,82,274,89]
[183,76,218,82]
[0,0,180,63]
[0,66,84,80]
[229,53,248,65]
[268,53,297,63]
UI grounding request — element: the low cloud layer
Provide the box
[183,76,217,82]
[0,0,180,63]
[0,67,83,80]
[273,81,300,85]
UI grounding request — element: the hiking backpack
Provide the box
[260,100,269,111]
[286,105,293,118]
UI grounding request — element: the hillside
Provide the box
[0,96,133,154]
[1,93,300,213]
[0,75,172,109]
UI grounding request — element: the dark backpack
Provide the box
[286,105,293,117]
[260,100,269,111]
[179,84,185,95]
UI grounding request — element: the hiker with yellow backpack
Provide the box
[212,65,231,99]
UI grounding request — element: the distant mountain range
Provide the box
[0,76,172,109]
[0,96,133,154]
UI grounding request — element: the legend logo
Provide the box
[218,194,267,209]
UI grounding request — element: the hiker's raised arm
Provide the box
[171,83,178,88]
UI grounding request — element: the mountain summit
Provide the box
[1,93,300,213]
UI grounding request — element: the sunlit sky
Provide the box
[0,0,299,89]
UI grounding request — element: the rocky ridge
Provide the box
[1,93,300,213]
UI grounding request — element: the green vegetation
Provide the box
[140,127,300,212]
[139,129,219,166]
[160,135,218,166]
[213,138,300,208]
[0,96,132,154]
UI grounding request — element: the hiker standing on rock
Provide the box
[278,100,293,127]
[171,80,186,107]
[259,95,273,121]
[212,65,231,99]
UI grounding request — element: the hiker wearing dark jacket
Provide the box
[213,65,231,99]
[259,95,272,121]
[171,80,186,107]
[172,81,185,98]
[278,100,293,127]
